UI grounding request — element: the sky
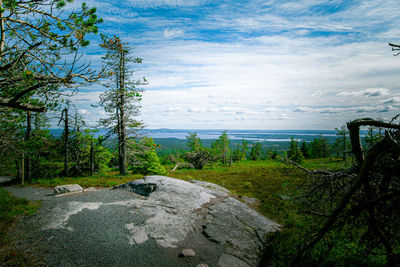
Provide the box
[67,0,400,130]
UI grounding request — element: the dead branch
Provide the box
[276,155,331,175]
[171,162,194,172]
[347,118,400,167]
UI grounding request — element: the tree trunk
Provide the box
[342,133,346,161]
[21,152,24,186]
[90,141,94,176]
[15,160,20,183]
[0,0,5,59]
[63,108,69,176]
[119,50,127,175]
[25,110,32,182]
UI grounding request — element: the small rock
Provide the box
[179,248,196,257]
[54,184,83,195]
[196,264,209,267]
[84,187,96,192]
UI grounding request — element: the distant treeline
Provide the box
[155,125,384,167]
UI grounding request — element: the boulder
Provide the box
[112,180,157,196]
[179,248,196,257]
[0,176,16,186]
[54,184,83,195]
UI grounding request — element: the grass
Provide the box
[0,188,40,266]
[166,160,306,223]
[0,188,39,245]
[30,171,143,188]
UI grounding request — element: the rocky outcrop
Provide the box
[14,176,279,266]
[112,176,280,266]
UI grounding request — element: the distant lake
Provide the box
[50,128,362,142]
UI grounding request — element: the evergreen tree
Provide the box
[287,137,304,163]
[232,139,248,162]
[186,132,202,152]
[184,132,212,169]
[129,137,166,175]
[250,142,262,160]
[0,0,103,112]
[211,130,231,165]
[300,141,312,159]
[364,126,381,149]
[335,125,348,160]
[96,35,145,175]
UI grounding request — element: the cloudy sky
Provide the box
[70,0,400,130]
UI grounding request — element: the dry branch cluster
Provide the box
[291,118,400,265]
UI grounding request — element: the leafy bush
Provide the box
[129,137,166,175]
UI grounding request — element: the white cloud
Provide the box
[78,109,89,115]
[164,28,184,38]
[383,97,400,105]
[294,107,313,113]
[263,107,278,113]
[337,88,390,97]
[187,106,207,113]
[68,0,400,129]
[126,0,211,7]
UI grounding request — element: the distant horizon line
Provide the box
[49,128,339,132]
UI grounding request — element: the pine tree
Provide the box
[300,141,312,159]
[335,125,348,160]
[96,35,145,175]
[211,130,231,165]
[287,137,304,163]
[0,0,103,112]
[250,142,262,160]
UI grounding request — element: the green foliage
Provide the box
[335,125,349,160]
[310,135,330,158]
[287,137,304,163]
[186,132,203,151]
[211,130,231,165]
[184,132,213,169]
[232,139,248,162]
[363,126,382,149]
[68,129,113,175]
[97,35,145,175]
[250,142,262,160]
[0,0,103,111]
[129,137,166,175]
[31,173,143,188]
[242,181,252,189]
[300,141,312,159]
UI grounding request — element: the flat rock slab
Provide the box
[0,176,16,186]
[7,176,280,266]
[54,184,83,195]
